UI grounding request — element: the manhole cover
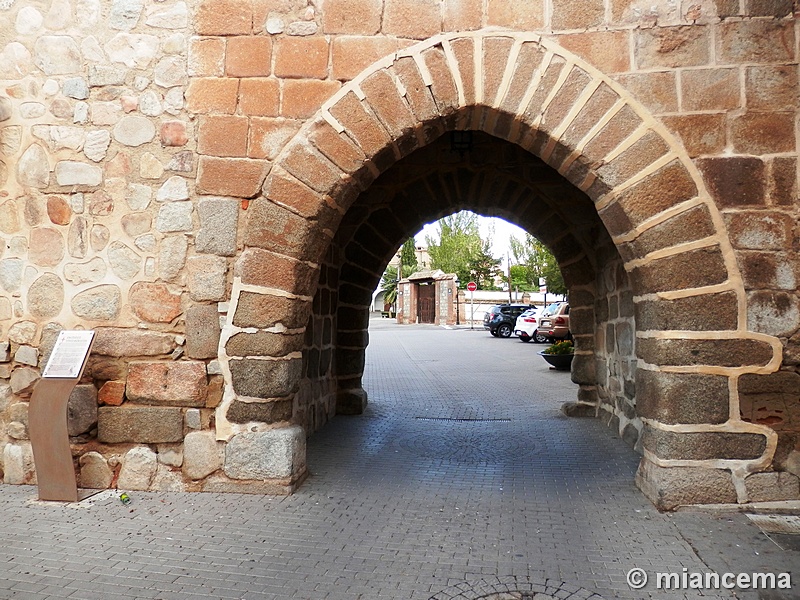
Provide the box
[747,514,800,535]
[397,425,534,462]
[429,577,606,599]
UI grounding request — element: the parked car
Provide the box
[537,301,571,342]
[514,306,548,343]
[483,303,534,338]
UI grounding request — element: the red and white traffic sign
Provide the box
[467,281,477,292]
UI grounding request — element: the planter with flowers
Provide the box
[539,340,574,370]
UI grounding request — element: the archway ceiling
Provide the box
[336,131,612,295]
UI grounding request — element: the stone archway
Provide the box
[217,31,783,509]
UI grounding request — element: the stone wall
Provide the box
[0,0,798,506]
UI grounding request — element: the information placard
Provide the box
[42,330,95,379]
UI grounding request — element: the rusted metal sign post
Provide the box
[29,330,95,502]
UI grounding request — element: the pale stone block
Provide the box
[33,35,81,75]
[17,143,50,188]
[156,175,189,201]
[113,115,156,147]
[187,255,227,301]
[79,451,113,489]
[118,445,157,491]
[3,441,34,484]
[55,161,102,186]
[196,198,238,256]
[156,443,183,467]
[185,408,201,430]
[10,366,39,395]
[152,463,184,491]
[183,430,221,480]
[224,426,306,480]
[14,345,38,366]
[104,33,159,68]
[67,384,98,436]
[156,202,193,232]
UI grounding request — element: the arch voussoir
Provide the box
[216,30,788,507]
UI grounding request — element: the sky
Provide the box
[415,212,528,268]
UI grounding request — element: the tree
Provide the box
[467,238,501,290]
[400,237,418,273]
[426,211,500,288]
[509,233,566,296]
[379,264,415,309]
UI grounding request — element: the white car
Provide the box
[514,306,548,343]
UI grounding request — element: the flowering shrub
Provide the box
[543,340,574,355]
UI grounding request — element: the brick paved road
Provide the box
[0,318,797,599]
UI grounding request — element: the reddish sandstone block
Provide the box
[615,71,677,113]
[186,78,239,114]
[198,115,249,157]
[196,156,270,197]
[307,117,366,174]
[195,0,253,35]
[322,0,382,34]
[331,36,398,81]
[599,160,698,235]
[281,141,345,194]
[129,282,183,323]
[361,70,417,147]
[716,19,794,64]
[449,37,477,105]
[274,37,329,79]
[769,157,797,207]
[188,37,225,77]
[725,210,793,250]
[696,157,765,208]
[235,247,319,296]
[281,79,341,119]
[238,78,280,117]
[422,46,458,117]
[552,0,603,30]
[225,36,272,78]
[681,68,740,111]
[98,380,125,406]
[391,56,439,129]
[244,197,331,262]
[558,31,630,74]
[487,0,545,29]
[482,37,516,107]
[328,91,392,159]
[730,111,796,155]
[126,361,208,407]
[160,120,189,146]
[232,290,308,329]
[383,0,442,38]
[745,65,798,111]
[262,171,326,219]
[444,0,482,30]
[630,247,728,294]
[660,114,725,157]
[634,25,710,69]
[248,117,301,160]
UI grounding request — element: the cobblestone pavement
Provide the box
[0,318,798,600]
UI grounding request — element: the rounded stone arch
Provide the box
[221,30,783,508]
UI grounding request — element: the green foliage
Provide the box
[426,211,501,289]
[380,264,414,306]
[543,340,574,355]
[400,237,418,272]
[509,233,566,296]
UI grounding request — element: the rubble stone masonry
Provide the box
[0,0,798,508]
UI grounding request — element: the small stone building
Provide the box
[397,270,458,325]
[0,0,799,508]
